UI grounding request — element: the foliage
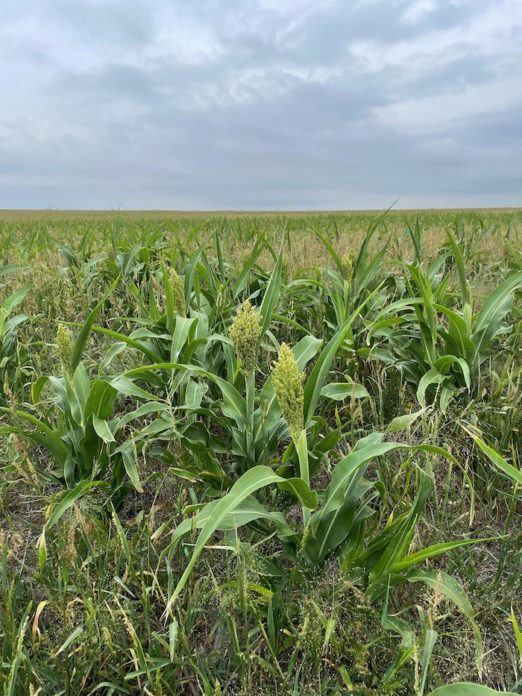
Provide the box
[0,209,520,694]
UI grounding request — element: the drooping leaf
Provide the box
[164,466,316,611]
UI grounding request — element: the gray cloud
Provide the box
[0,0,521,209]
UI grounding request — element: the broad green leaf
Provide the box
[386,408,428,433]
[417,367,446,407]
[321,382,369,401]
[473,270,522,337]
[110,375,161,402]
[429,685,517,696]
[117,440,144,493]
[92,415,115,443]
[304,294,372,424]
[390,537,498,573]
[115,402,170,432]
[0,406,69,465]
[124,363,247,426]
[164,466,315,611]
[0,287,29,328]
[435,304,474,361]
[469,431,522,486]
[90,325,161,363]
[310,438,400,563]
[293,335,323,371]
[170,316,196,363]
[71,276,120,370]
[84,379,118,420]
[472,271,522,362]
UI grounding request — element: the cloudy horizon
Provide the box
[1,0,521,210]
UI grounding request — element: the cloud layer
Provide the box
[1,0,521,209]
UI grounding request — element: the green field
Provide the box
[0,209,521,695]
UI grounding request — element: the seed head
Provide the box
[272,343,304,441]
[342,253,352,278]
[56,323,73,371]
[229,300,262,374]
[169,268,186,316]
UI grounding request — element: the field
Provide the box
[0,209,521,695]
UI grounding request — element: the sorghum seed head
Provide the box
[169,268,186,316]
[56,323,73,371]
[272,342,304,441]
[342,253,352,278]
[229,300,262,375]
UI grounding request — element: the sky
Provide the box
[1,0,521,210]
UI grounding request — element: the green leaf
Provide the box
[232,238,265,299]
[417,367,446,407]
[92,415,115,443]
[170,316,196,363]
[386,408,429,433]
[0,406,69,466]
[468,431,522,486]
[407,569,484,671]
[116,440,144,493]
[180,495,297,541]
[390,537,498,573]
[71,276,120,370]
[164,466,315,611]
[472,271,522,363]
[369,465,433,583]
[110,375,161,402]
[115,402,170,432]
[435,304,474,361]
[446,231,471,304]
[45,480,105,531]
[84,380,118,420]
[313,228,345,275]
[473,270,522,337]
[321,382,369,401]
[259,242,283,336]
[53,625,84,658]
[429,685,518,696]
[99,341,128,372]
[31,375,49,403]
[89,325,161,363]
[420,628,438,696]
[510,607,522,665]
[279,476,317,511]
[293,335,323,371]
[304,294,372,424]
[309,438,401,563]
[124,363,247,426]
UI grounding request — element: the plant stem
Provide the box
[295,428,310,526]
[246,371,255,461]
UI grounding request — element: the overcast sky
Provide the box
[1,0,521,210]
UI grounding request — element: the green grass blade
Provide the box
[71,276,121,370]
